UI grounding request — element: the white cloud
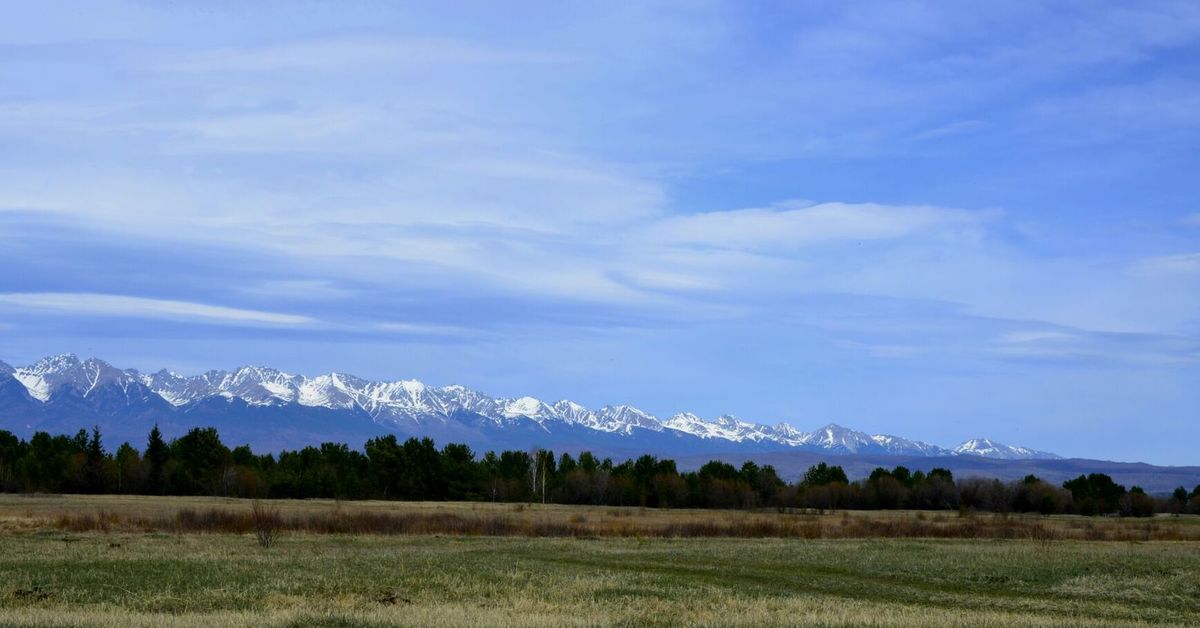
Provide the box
[373,322,478,337]
[2,3,1197,352]
[0,293,314,326]
[992,328,1199,366]
[162,36,572,73]
[645,201,987,250]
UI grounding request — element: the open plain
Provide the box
[0,495,1198,627]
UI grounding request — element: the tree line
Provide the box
[1,425,1196,516]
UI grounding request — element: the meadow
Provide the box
[1,494,1198,626]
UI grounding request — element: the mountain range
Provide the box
[0,354,1060,461]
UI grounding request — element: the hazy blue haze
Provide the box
[1,1,1197,462]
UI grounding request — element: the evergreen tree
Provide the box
[1172,486,1189,509]
[166,427,230,495]
[84,425,107,493]
[1063,473,1126,515]
[0,429,25,491]
[114,442,140,493]
[802,462,848,487]
[145,425,167,494]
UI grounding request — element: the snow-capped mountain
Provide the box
[953,438,1060,460]
[0,354,1060,459]
[780,423,956,456]
[663,413,778,443]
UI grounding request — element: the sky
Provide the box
[1,1,1198,463]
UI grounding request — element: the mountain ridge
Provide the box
[0,354,1061,460]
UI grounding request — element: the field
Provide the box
[1,495,1198,627]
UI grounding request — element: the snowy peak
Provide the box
[551,400,594,425]
[502,396,555,421]
[869,433,952,457]
[664,412,773,442]
[11,354,136,401]
[664,412,720,438]
[296,373,360,410]
[770,422,808,444]
[437,384,503,418]
[953,438,1060,460]
[215,366,303,405]
[0,354,1061,459]
[28,353,83,372]
[800,423,880,454]
[596,405,662,434]
[143,369,214,406]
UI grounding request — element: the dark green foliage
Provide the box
[83,425,107,493]
[0,429,27,491]
[802,462,848,487]
[166,427,231,495]
[113,442,140,493]
[0,426,1174,516]
[21,431,83,491]
[145,425,167,494]
[1063,473,1126,515]
[928,468,953,482]
[442,443,481,500]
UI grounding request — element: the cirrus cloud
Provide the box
[0,293,314,326]
[644,201,989,251]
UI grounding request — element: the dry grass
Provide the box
[0,599,1182,627]
[1,495,1198,626]
[0,531,1197,627]
[4,494,1196,541]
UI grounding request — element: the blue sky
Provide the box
[1,1,1198,463]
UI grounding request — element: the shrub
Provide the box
[251,500,281,548]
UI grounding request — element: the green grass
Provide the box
[1,531,1198,626]
[1,495,1197,626]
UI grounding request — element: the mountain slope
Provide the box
[954,438,1060,460]
[0,354,1061,459]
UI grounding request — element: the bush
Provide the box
[251,500,281,548]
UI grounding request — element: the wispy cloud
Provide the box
[372,321,479,337]
[1130,253,1200,276]
[645,202,988,250]
[910,120,990,141]
[162,36,574,73]
[239,280,355,301]
[3,1,1200,463]
[0,293,314,326]
[992,328,1200,366]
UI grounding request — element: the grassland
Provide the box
[1,495,1198,627]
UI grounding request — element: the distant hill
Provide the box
[678,451,1200,495]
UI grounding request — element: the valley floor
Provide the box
[0,495,1198,626]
